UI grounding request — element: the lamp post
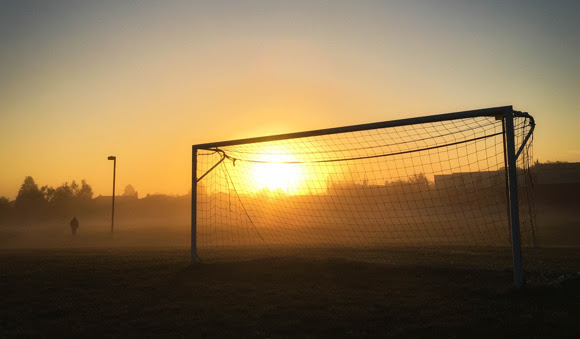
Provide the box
[108,156,116,233]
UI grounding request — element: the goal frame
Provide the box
[191,106,535,288]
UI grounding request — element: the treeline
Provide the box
[0,176,95,220]
[0,176,189,227]
[1,161,575,227]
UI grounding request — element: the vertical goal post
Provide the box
[191,106,535,288]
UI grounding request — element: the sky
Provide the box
[1,0,578,199]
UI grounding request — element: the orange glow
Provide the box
[248,148,304,195]
[0,1,577,200]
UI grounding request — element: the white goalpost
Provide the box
[191,106,536,288]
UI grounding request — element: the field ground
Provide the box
[1,247,579,337]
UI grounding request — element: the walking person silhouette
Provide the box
[70,217,79,235]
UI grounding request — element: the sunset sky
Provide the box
[1,0,578,199]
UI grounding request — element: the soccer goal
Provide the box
[192,106,536,288]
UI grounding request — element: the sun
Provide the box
[251,152,303,194]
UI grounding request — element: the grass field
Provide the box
[1,247,579,337]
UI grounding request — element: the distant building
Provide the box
[434,163,580,192]
[534,162,580,185]
[93,195,137,205]
[434,171,504,192]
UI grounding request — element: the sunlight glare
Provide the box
[251,150,303,195]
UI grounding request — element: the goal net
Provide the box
[193,107,536,273]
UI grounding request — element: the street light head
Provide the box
[108,156,116,160]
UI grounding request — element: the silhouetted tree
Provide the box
[40,185,55,203]
[70,180,80,197]
[0,196,12,222]
[0,196,10,207]
[51,183,75,207]
[409,173,430,188]
[123,184,138,199]
[76,180,93,201]
[38,179,95,217]
[15,176,47,216]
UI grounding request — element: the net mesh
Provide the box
[195,114,536,268]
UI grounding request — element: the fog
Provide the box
[0,219,190,250]
[0,194,190,249]
[1,174,578,251]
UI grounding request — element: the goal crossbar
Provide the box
[193,106,530,149]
